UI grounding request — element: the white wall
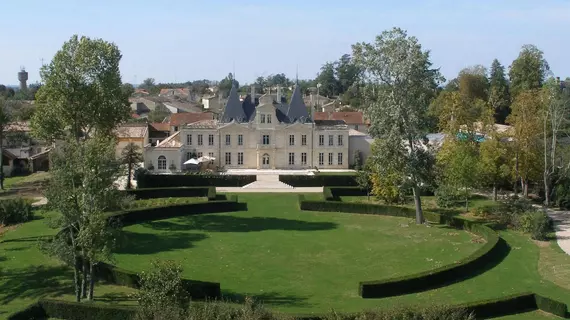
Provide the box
[348,135,374,166]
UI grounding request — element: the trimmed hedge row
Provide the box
[279,175,357,187]
[298,195,442,224]
[93,261,221,299]
[323,187,368,201]
[123,186,216,200]
[107,196,243,227]
[297,196,503,299]
[137,174,256,188]
[8,293,567,320]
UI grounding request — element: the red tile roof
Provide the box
[150,122,170,132]
[131,113,140,118]
[313,112,365,125]
[169,113,214,126]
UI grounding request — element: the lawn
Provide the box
[113,193,484,313]
[1,193,570,318]
[3,172,50,190]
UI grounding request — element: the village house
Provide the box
[313,111,370,134]
[2,122,51,176]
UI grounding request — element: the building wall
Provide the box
[144,147,182,172]
[348,135,374,166]
[116,138,146,159]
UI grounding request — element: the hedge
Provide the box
[534,293,568,317]
[297,196,503,299]
[298,196,442,224]
[123,186,216,200]
[42,299,135,320]
[93,261,221,299]
[6,302,47,320]
[279,175,357,187]
[323,187,368,201]
[137,174,256,188]
[107,197,243,227]
[458,293,537,319]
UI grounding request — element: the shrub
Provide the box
[323,305,474,320]
[458,293,537,319]
[137,174,256,188]
[279,175,357,187]
[370,171,405,204]
[40,299,136,320]
[135,260,189,319]
[435,185,462,208]
[0,198,33,226]
[515,211,552,240]
[6,302,46,320]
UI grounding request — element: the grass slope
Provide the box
[113,193,482,313]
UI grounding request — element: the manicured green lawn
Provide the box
[493,310,561,319]
[3,172,50,189]
[113,193,483,313]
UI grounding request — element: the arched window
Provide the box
[262,153,270,166]
[157,156,167,170]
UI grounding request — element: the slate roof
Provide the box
[219,83,312,124]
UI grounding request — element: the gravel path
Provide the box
[546,209,570,255]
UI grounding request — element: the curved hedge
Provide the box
[137,174,256,188]
[297,195,502,298]
[279,175,357,187]
[8,293,568,320]
[123,186,216,200]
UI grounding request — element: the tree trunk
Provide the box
[522,178,529,198]
[126,161,132,189]
[514,151,519,197]
[0,130,4,190]
[88,262,95,301]
[69,229,81,302]
[412,185,424,224]
[81,258,88,299]
[465,187,469,212]
[493,184,498,202]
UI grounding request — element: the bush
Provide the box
[6,302,46,320]
[137,174,256,188]
[458,293,537,319]
[279,175,357,187]
[123,187,215,200]
[40,299,136,320]
[435,185,463,208]
[515,211,551,240]
[0,198,33,226]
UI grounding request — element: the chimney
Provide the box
[276,86,281,103]
[250,85,255,104]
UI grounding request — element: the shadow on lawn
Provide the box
[95,291,137,304]
[142,215,338,233]
[0,265,72,306]
[115,231,208,255]
[222,290,309,308]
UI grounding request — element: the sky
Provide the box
[0,0,568,86]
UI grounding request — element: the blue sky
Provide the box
[0,0,568,85]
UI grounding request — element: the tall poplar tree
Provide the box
[488,59,511,124]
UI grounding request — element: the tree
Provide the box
[0,98,13,189]
[315,62,339,97]
[353,27,442,224]
[122,83,135,98]
[254,76,267,93]
[335,54,362,95]
[541,78,570,206]
[509,45,550,97]
[121,143,143,189]
[44,135,123,302]
[507,89,544,197]
[478,132,511,201]
[147,103,171,123]
[31,35,130,142]
[458,65,489,102]
[219,73,239,98]
[488,59,511,124]
[135,259,189,319]
[139,78,156,90]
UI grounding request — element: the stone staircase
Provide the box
[242,174,294,189]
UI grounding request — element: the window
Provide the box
[186,152,192,160]
[319,135,324,146]
[261,114,266,123]
[238,152,244,165]
[187,134,192,145]
[174,126,179,131]
[338,135,343,146]
[289,134,295,146]
[198,134,203,146]
[328,135,334,146]
[301,152,307,165]
[328,153,333,165]
[225,152,231,165]
[355,125,359,131]
[262,153,270,165]
[157,156,167,170]
[208,152,214,164]
[208,134,214,146]
[238,134,243,146]
[197,152,203,158]
[302,134,307,146]
[225,134,231,146]
[318,153,324,166]
[288,153,295,165]
[262,134,270,145]
[337,153,343,165]
[267,114,272,123]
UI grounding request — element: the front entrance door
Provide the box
[261,153,270,169]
